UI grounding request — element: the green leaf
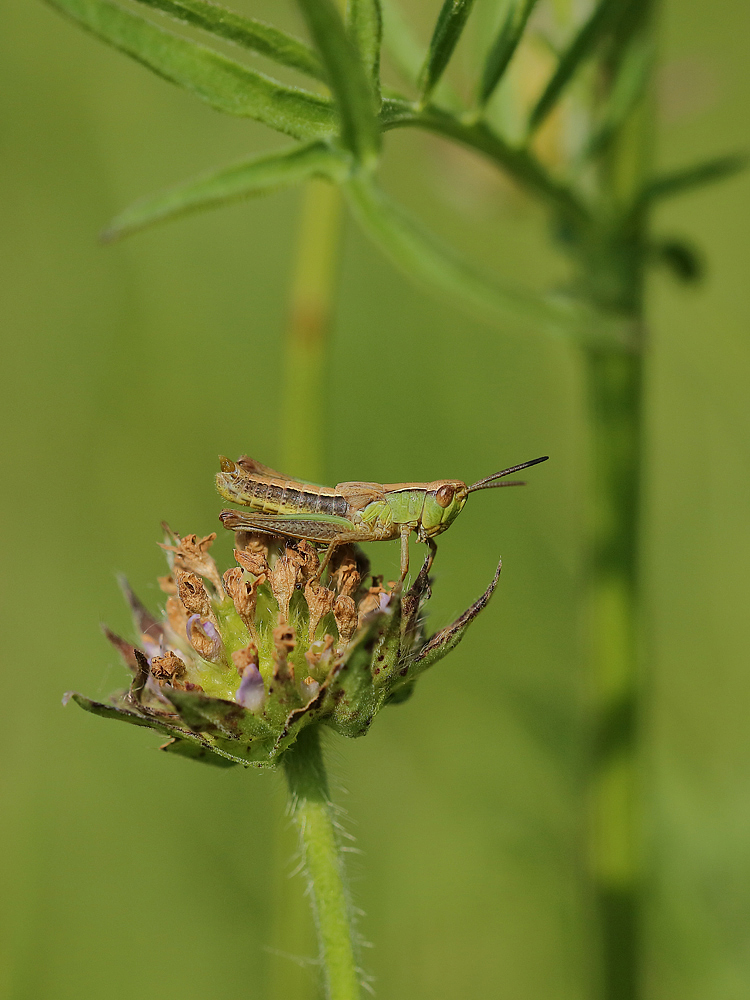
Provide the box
[133,0,325,80]
[418,0,477,103]
[638,154,747,206]
[160,737,239,766]
[68,691,258,764]
[344,175,631,349]
[347,0,383,101]
[528,0,619,133]
[103,141,350,241]
[412,560,503,675]
[478,0,538,107]
[295,0,380,164]
[583,36,652,159]
[45,0,336,139]
[380,103,590,227]
[162,688,277,741]
[69,692,179,738]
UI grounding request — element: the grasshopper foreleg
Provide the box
[399,531,437,587]
[398,527,411,585]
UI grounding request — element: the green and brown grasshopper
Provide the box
[217,454,548,580]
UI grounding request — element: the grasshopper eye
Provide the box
[435,484,455,508]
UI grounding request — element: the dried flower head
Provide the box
[68,522,501,768]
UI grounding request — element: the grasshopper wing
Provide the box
[220,509,361,543]
[237,455,330,490]
[335,482,386,511]
[236,455,289,480]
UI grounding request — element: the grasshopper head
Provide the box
[421,480,470,537]
[216,456,252,505]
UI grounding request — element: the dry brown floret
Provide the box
[160,527,225,599]
[150,650,187,684]
[272,624,296,682]
[234,546,269,580]
[269,552,298,624]
[223,567,262,636]
[330,545,361,598]
[176,571,214,620]
[231,642,259,676]
[304,579,336,641]
[333,594,358,646]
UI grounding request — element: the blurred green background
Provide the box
[1,1,748,998]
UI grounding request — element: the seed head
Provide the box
[69,472,503,767]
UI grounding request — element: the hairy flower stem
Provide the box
[283,726,361,1000]
[280,178,342,481]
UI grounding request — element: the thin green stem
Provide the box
[272,174,344,999]
[379,100,591,228]
[283,725,361,1000]
[280,178,342,482]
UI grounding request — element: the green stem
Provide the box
[580,11,654,996]
[379,100,591,228]
[585,350,643,1000]
[280,177,342,482]
[283,725,361,1000]
[272,173,343,998]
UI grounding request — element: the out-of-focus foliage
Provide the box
[1,2,749,999]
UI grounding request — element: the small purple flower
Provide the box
[236,664,265,712]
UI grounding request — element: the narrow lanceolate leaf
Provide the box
[636,154,747,207]
[412,560,502,675]
[103,141,349,241]
[419,0,477,103]
[160,737,240,767]
[347,0,383,102]
[584,38,652,159]
[295,0,380,165]
[478,0,538,107]
[380,102,590,227]
[528,0,619,133]
[134,0,325,80]
[45,0,335,139]
[344,175,633,349]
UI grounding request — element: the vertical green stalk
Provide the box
[275,1,348,971]
[586,349,644,1000]
[272,173,345,994]
[580,9,654,997]
[283,725,361,1000]
[280,178,342,482]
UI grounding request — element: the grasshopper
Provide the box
[216,454,548,581]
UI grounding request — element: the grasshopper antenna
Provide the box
[468,456,549,493]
